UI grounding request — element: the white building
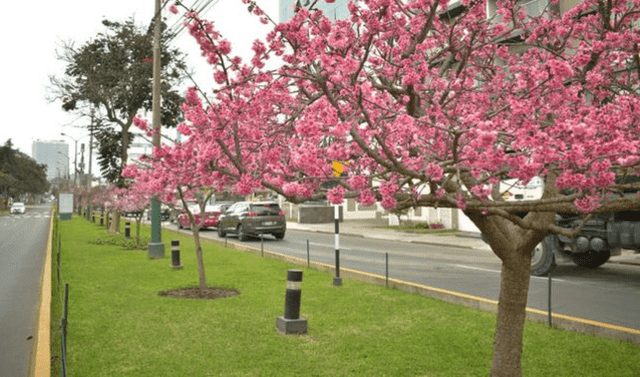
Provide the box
[279,0,350,22]
[32,140,70,182]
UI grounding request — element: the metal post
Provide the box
[171,239,182,269]
[100,215,104,226]
[261,234,264,257]
[276,269,307,334]
[333,205,342,286]
[306,239,310,268]
[61,283,69,377]
[125,221,131,239]
[548,265,553,327]
[385,252,389,288]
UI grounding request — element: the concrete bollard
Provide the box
[171,239,182,269]
[276,269,307,334]
[125,222,131,239]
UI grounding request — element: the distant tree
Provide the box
[49,17,186,187]
[0,139,50,199]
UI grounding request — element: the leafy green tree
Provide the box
[0,139,50,200]
[49,18,185,187]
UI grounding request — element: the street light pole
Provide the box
[61,133,80,187]
[148,0,165,258]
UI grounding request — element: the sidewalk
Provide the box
[286,219,640,266]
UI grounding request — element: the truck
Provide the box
[499,176,640,276]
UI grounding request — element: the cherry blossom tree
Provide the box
[112,186,150,243]
[122,125,222,289]
[159,0,640,375]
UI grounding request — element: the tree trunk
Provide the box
[111,209,121,234]
[491,248,533,377]
[191,226,207,288]
[135,216,142,241]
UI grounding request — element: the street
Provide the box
[0,204,51,377]
[166,222,640,332]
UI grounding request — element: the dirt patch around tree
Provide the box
[158,287,239,300]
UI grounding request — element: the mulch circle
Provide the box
[158,287,239,300]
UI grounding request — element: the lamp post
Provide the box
[60,133,84,187]
[57,152,70,180]
[147,0,165,258]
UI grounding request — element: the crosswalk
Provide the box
[3,213,51,219]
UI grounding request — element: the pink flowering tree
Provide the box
[165,0,640,375]
[122,127,221,289]
[112,186,149,243]
[90,185,117,228]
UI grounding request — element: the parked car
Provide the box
[177,203,232,230]
[10,202,26,214]
[146,204,171,221]
[217,201,286,241]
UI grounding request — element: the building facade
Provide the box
[32,140,70,182]
[279,0,350,22]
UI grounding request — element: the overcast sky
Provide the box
[1,0,279,174]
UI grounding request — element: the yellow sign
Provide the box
[332,161,349,177]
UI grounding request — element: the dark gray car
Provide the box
[217,201,286,241]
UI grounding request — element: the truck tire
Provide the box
[217,226,226,238]
[530,236,558,276]
[571,249,610,269]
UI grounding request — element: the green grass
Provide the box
[50,217,640,376]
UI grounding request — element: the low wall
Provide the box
[297,205,343,224]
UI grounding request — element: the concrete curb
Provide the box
[33,210,53,377]
[176,228,640,344]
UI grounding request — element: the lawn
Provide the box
[50,217,640,376]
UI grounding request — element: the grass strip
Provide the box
[50,217,640,376]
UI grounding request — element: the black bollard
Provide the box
[171,239,182,269]
[125,222,131,239]
[100,215,104,226]
[92,214,95,223]
[276,269,307,334]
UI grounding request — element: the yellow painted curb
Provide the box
[33,212,53,377]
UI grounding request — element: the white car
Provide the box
[10,202,26,214]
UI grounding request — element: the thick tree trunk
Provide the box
[191,226,207,289]
[491,247,533,377]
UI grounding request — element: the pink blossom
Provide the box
[327,186,345,204]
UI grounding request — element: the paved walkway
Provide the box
[286,219,640,266]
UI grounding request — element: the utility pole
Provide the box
[148,0,165,258]
[86,109,94,219]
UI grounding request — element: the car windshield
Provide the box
[12,203,24,208]
[251,204,282,216]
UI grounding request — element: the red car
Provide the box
[177,204,225,230]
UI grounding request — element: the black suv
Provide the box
[217,201,286,241]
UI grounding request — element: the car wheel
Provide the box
[571,249,610,269]
[274,232,285,240]
[238,225,248,242]
[178,221,183,229]
[218,226,226,238]
[530,235,558,276]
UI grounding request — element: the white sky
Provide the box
[1,0,279,175]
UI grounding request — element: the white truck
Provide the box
[499,177,640,276]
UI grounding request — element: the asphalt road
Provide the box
[0,204,51,377]
[172,223,640,332]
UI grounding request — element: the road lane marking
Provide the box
[455,264,565,282]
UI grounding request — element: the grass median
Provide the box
[50,216,640,376]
